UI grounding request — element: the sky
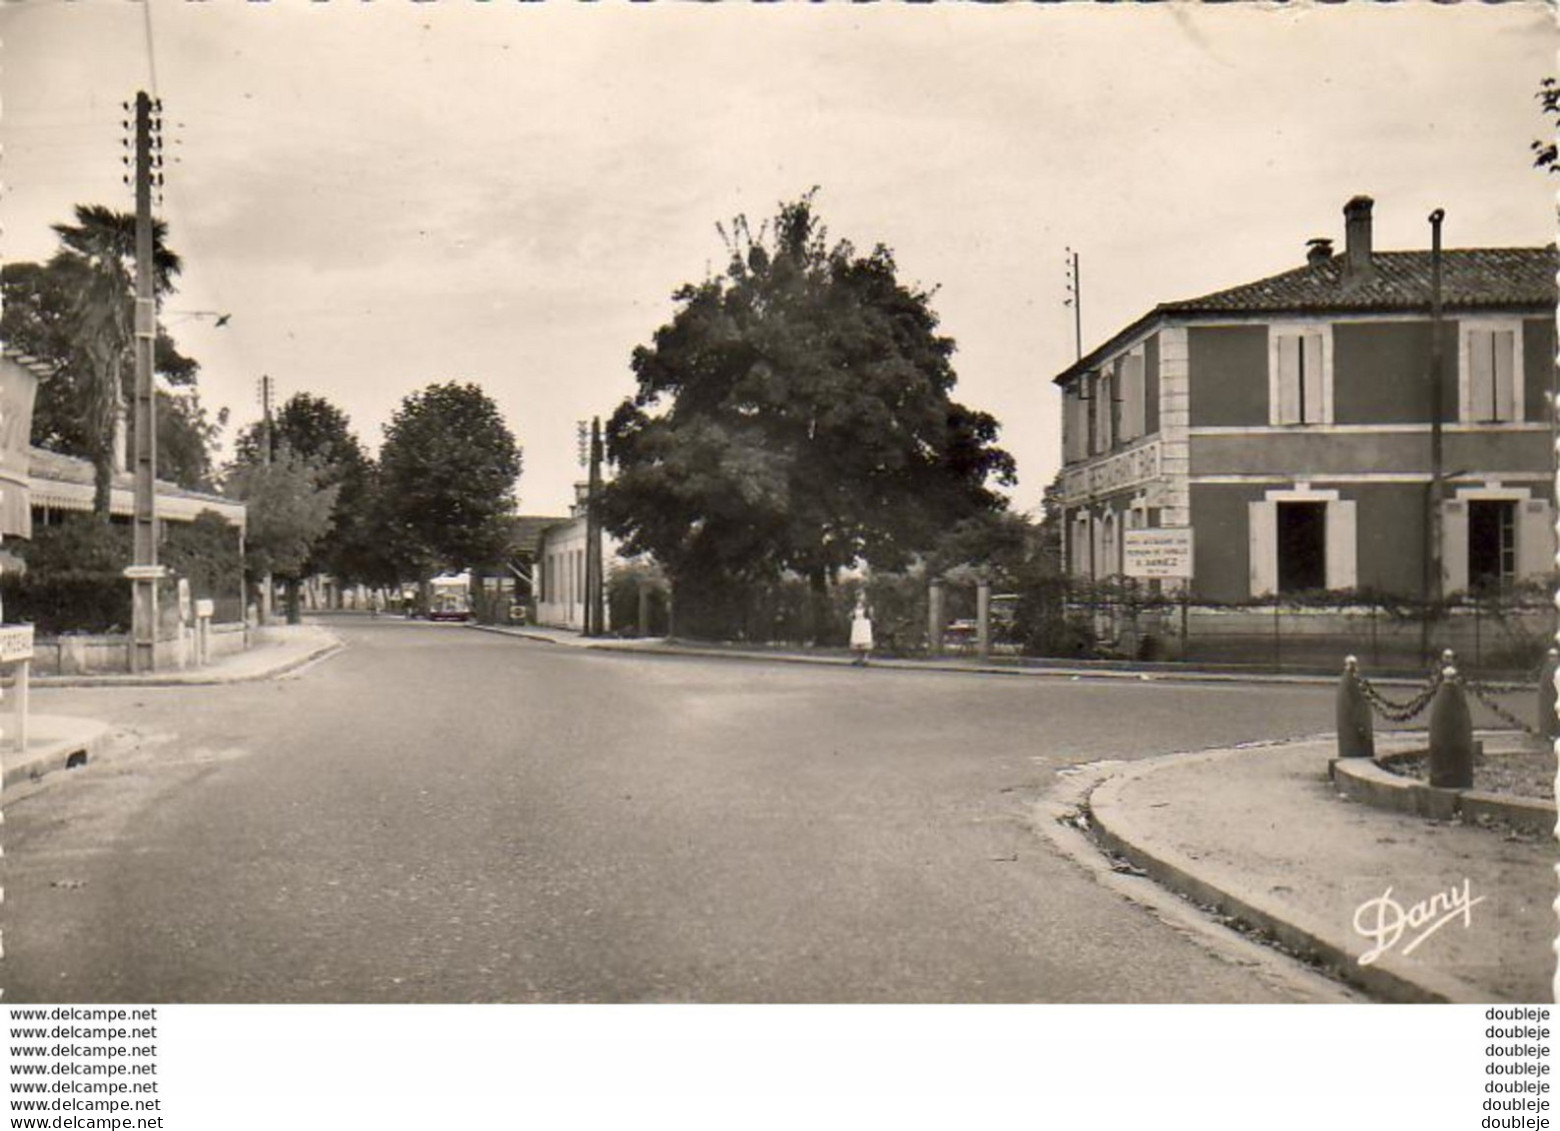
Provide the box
[1,1,1554,517]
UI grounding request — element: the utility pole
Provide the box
[259,374,274,465]
[584,416,605,637]
[128,91,163,674]
[258,374,274,624]
[1064,247,1083,361]
[1423,209,1446,661]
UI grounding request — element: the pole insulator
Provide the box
[1428,664,1475,789]
[1336,655,1374,759]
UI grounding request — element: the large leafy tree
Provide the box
[601,193,1015,634]
[237,392,376,585]
[0,206,219,505]
[377,382,522,582]
[225,444,341,622]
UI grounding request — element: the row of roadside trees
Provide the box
[235,384,522,622]
[2,202,524,629]
[3,192,1068,648]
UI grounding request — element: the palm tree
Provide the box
[47,205,181,518]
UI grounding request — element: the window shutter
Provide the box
[1098,372,1114,451]
[1302,333,1325,423]
[1493,330,1516,422]
[1441,501,1469,594]
[1468,330,1495,421]
[1275,336,1301,424]
[1249,501,1276,596]
[1085,378,1098,455]
[1517,498,1553,580]
[1324,500,1357,591]
[1120,354,1144,440]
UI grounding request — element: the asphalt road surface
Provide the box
[4,617,1344,1003]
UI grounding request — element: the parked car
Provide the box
[944,619,977,649]
[428,593,471,622]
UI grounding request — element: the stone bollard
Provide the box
[1336,655,1374,759]
[1427,660,1475,789]
[1538,648,1559,741]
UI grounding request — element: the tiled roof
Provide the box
[1054,245,1557,385]
[506,514,570,557]
[28,444,235,508]
[1162,247,1557,315]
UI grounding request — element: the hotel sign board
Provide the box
[1123,528,1194,579]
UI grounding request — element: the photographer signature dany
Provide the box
[1353,879,1484,966]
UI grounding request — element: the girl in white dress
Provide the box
[849,599,874,666]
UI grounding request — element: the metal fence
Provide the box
[1054,586,1556,677]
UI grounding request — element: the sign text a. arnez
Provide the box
[1123,527,1194,579]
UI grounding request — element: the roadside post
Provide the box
[928,578,945,657]
[1335,655,1374,759]
[177,578,192,669]
[195,598,215,667]
[1427,651,1474,788]
[976,577,991,662]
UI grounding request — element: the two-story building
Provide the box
[1054,195,1556,611]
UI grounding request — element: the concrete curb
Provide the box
[1330,753,1557,835]
[1087,743,1490,1004]
[1034,762,1362,1003]
[1,716,114,797]
[30,634,344,689]
[466,623,1422,689]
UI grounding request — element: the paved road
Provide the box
[4,617,1344,1003]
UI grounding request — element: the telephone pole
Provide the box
[584,416,605,637]
[1422,209,1446,662]
[259,374,274,465]
[1064,247,1083,361]
[258,374,275,623]
[128,91,163,674]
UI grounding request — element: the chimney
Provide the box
[1306,237,1333,267]
[1342,195,1375,283]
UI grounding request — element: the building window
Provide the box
[1092,371,1113,453]
[1268,326,1332,425]
[1117,350,1146,443]
[1064,385,1088,463]
[1071,513,1092,579]
[1100,510,1119,579]
[1442,488,1552,594]
[1248,486,1355,597]
[1460,323,1522,424]
[1466,499,1516,592]
[1276,502,1327,593]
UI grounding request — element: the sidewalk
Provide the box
[1072,732,1555,1003]
[468,623,1394,687]
[1,714,114,795]
[33,622,343,689]
[4,623,342,800]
